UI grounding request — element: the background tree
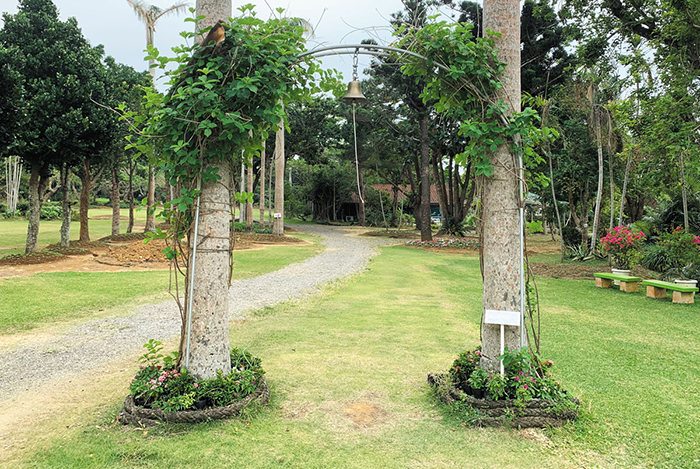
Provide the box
[126,0,189,233]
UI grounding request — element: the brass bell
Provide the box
[342,80,366,103]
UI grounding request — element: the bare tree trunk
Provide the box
[618,151,632,225]
[246,153,254,231]
[127,159,136,233]
[680,150,689,232]
[259,141,266,225]
[60,164,71,248]
[546,148,565,262]
[419,114,432,241]
[239,161,246,224]
[145,164,156,233]
[79,159,91,242]
[273,114,285,236]
[608,147,614,230]
[590,104,604,253]
[268,155,273,225]
[5,156,22,213]
[481,0,523,371]
[111,165,120,237]
[25,163,50,254]
[357,170,366,226]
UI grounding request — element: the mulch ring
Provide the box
[99,233,149,243]
[427,373,579,429]
[118,379,270,426]
[238,233,305,245]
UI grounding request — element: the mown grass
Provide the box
[0,234,321,334]
[18,246,700,468]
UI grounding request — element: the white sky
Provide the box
[0,0,412,90]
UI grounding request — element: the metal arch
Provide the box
[298,44,450,73]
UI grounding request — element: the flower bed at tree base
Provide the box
[427,373,579,428]
[118,378,270,426]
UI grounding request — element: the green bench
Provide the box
[641,280,699,304]
[594,273,642,292]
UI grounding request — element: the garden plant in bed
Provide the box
[429,346,579,428]
[119,340,268,425]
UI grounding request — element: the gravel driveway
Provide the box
[0,225,395,403]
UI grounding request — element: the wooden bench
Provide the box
[594,273,642,292]
[641,280,699,304]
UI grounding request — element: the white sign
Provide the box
[484,309,521,326]
[273,212,282,219]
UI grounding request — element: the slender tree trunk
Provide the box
[590,104,604,253]
[259,141,265,225]
[357,171,366,226]
[268,155,273,225]
[145,164,156,232]
[239,161,246,223]
[127,160,135,233]
[246,153,254,230]
[581,182,590,251]
[608,146,614,230]
[481,0,523,371]
[419,114,432,241]
[111,165,120,237]
[273,113,285,236]
[546,149,565,262]
[60,164,71,248]
[618,151,632,226]
[25,162,51,253]
[79,159,91,242]
[5,156,22,213]
[179,0,234,380]
[680,150,689,232]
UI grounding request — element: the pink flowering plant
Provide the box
[600,226,646,269]
[129,340,265,411]
[658,227,700,270]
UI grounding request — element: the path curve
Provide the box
[0,225,394,403]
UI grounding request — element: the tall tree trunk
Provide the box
[145,164,156,233]
[25,162,50,253]
[268,155,273,225]
[111,165,120,237]
[419,114,432,241]
[239,161,246,223]
[481,0,523,371]
[590,103,604,253]
[608,146,614,230]
[179,0,234,380]
[79,158,91,243]
[546,149,565,262]
[618,150,633,226]
[127,159,135,233]
[680,150,689,232]
[246,153,253,230]
[259,141,266,225]
[60,163,71,248]
[273,113,285,236]
[581,182,590,251]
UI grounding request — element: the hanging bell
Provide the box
[342,80,366,104]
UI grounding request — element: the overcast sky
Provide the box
[0,0,416,90]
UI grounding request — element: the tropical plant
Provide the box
[599,225,646,269]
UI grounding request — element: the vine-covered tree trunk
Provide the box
[419,114,432,241]
[145,164,156,232]
[79,158,91,242]
[179,0,234,380]
[60,163,71,248]
[273,115,285,236]
[481,0,523,371]
[111,165,120,237]
[590,103,604,253]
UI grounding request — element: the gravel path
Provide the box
[0,225,394,403]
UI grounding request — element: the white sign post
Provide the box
[484,309,521,376]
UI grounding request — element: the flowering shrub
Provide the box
[130,344,265,411]
[658,227,700,270]
[405,238,480,249]
[599,226,646,269]
[448,348,481,392]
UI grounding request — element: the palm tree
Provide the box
[126,0,189,233]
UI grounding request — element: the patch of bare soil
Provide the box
[342,401,389,428]
[0,233,306,278]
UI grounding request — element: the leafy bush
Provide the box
[653,195,700,235]
[640,244,671,272]
[40,203,62,220]
[16,201,29,214]
[658,227,700,270]
[130,340,265,411]
[448,349,481,392]
[599,226,646,269]
[0,203,6,213]
[95,197,110,206]
[561,225,581,247]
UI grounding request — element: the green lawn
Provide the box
[19,246,700,468]
[0,233,321,334]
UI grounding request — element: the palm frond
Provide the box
[154,1,190,21]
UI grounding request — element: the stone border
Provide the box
[428,373,579,428]
[118,378,270,426]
